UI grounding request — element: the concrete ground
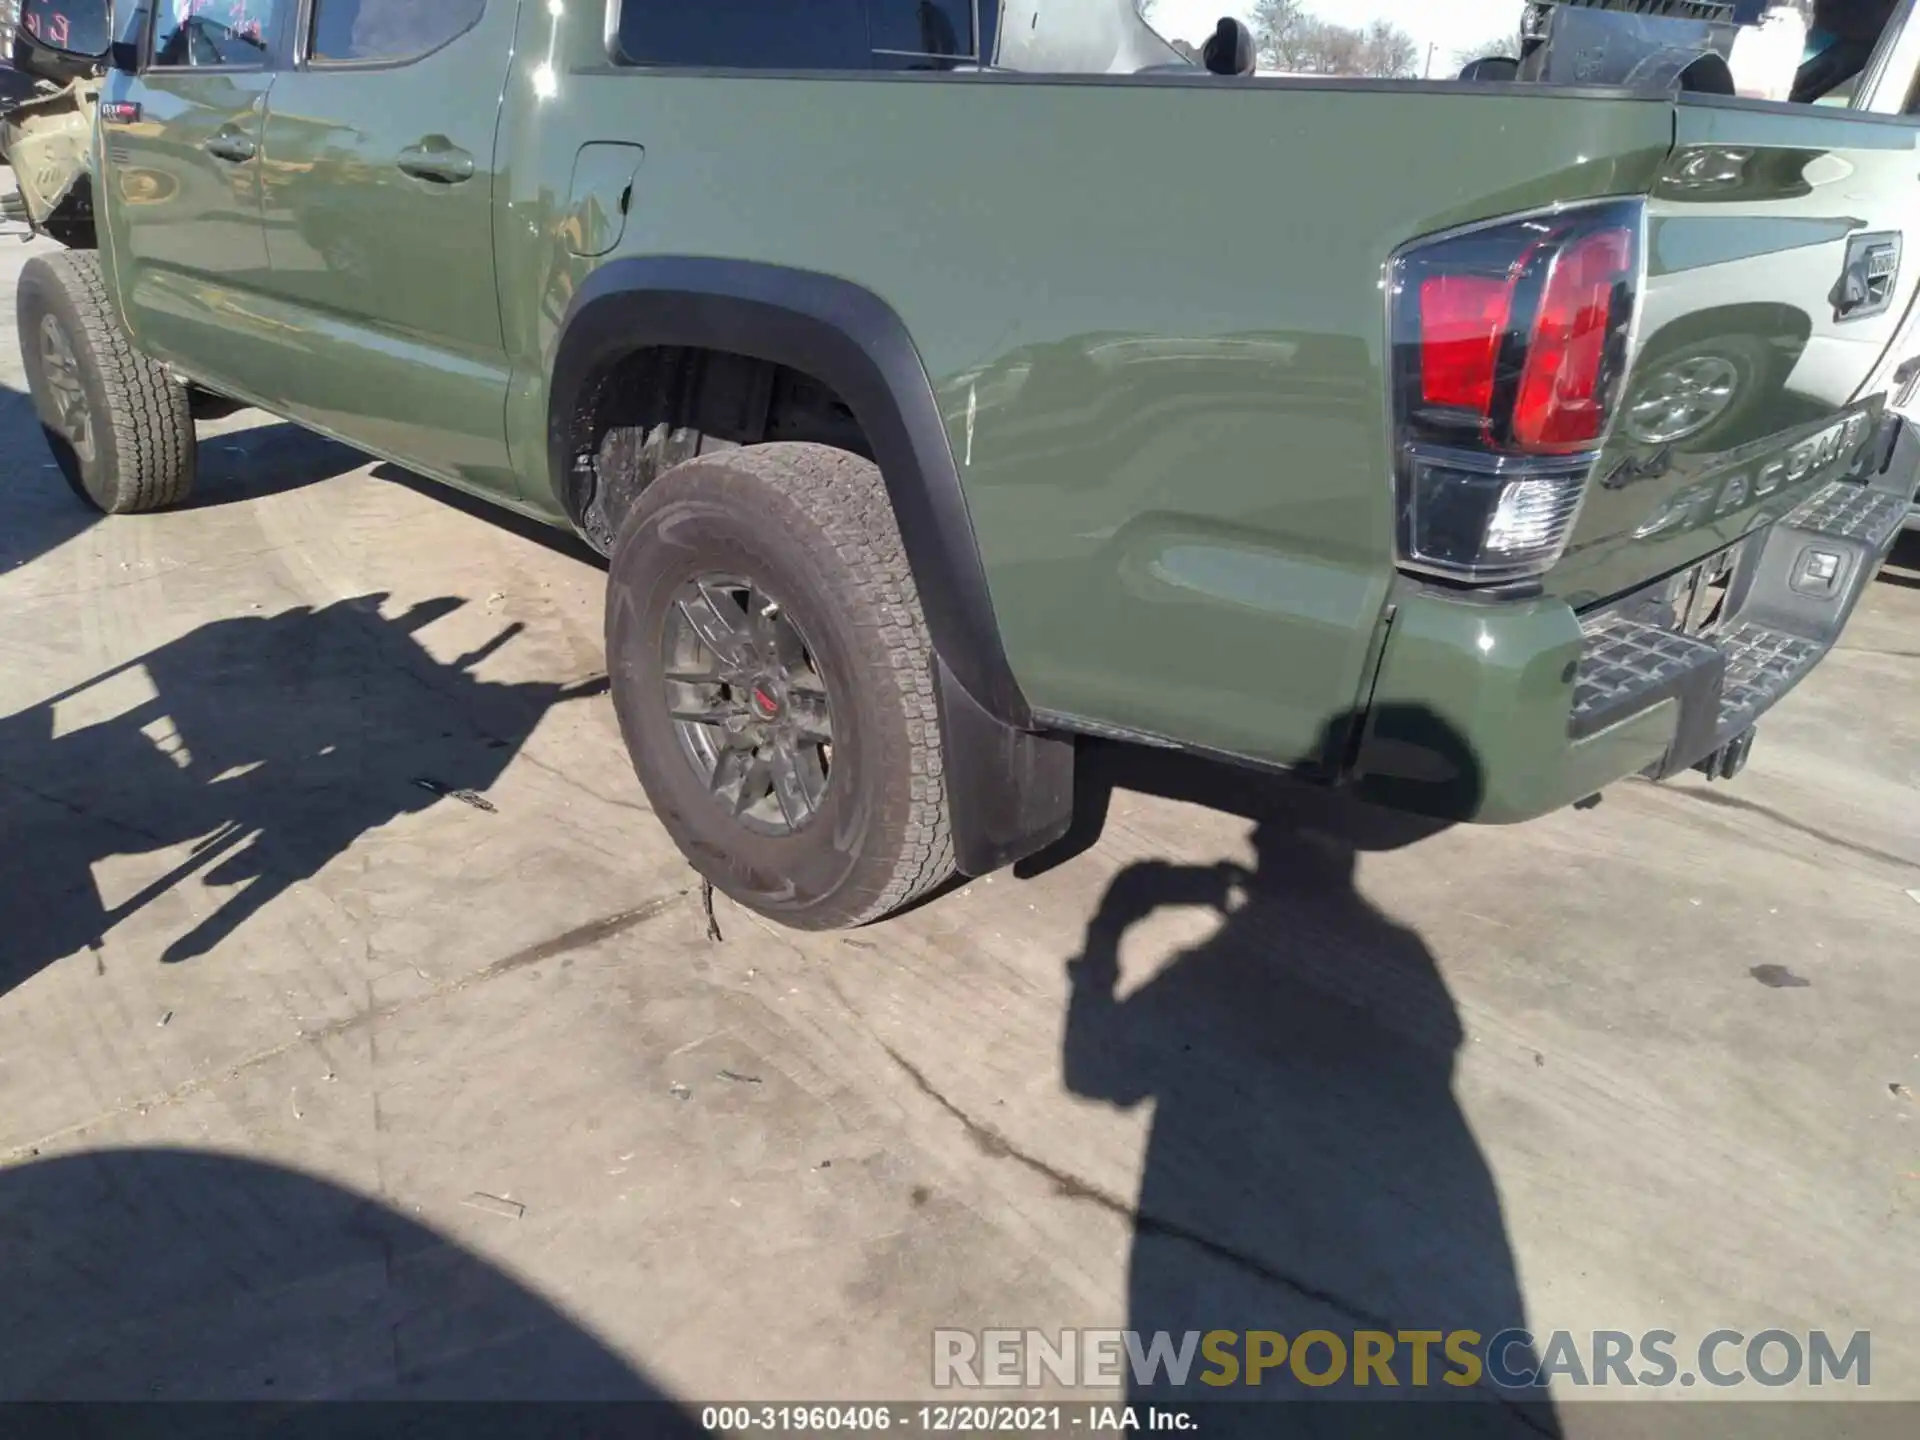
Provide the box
[2,188,1918,1429]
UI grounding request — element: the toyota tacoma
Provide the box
[4,0,1916,928]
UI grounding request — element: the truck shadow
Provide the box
[3,377,369,576]
[1,377,96,577]
[0,1145,703,1412]
[186,414,368,509]
[1044,729,1557,1433]
[0,593,605,998]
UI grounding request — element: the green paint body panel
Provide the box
[1355,591,1677,825]
[97,70,275,371]
[81,5,1918,827]
[488,10,1677,774]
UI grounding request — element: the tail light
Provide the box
[1389,201,1643,584]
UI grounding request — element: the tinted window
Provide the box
[310,0,484,63]
[616,0,996,70]
[871,0,992,70]
[150,0,281,68]
[616,0,865,70]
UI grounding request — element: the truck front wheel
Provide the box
[604,442,955,929]
[17,251,196,515]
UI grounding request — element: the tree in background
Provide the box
[1250,0,1313,69]
[1251,0,1420,77]
[1357,18,1418,78]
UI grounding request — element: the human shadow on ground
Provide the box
[1047,724,1558,1435]
[0,1145,706,1421]
[0,593,605,996]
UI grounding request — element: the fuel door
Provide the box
[563,142,644,259]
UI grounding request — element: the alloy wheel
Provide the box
[662,574,834,835]
[38,313,95,464]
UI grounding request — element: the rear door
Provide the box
[251,0,518,499]
[99,0,288,392]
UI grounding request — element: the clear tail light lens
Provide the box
[1389,201,1643,584]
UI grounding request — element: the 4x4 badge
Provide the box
[1833,232,1901,322]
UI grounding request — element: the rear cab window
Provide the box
[611,0,999,70]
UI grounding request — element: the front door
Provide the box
[99,0,288,393]
[251,0,518,498]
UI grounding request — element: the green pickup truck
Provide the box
[5,0,1917,929]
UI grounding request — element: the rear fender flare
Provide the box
[548,258,1073,872]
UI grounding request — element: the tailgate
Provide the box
[1547,100,1920,606]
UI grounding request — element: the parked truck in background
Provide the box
[4,0,1917,930]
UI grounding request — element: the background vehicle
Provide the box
[5,0,1917,929]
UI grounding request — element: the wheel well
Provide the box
[565,345,872,552]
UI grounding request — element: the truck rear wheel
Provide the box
[17,251,196,515]
[605,442,954,930]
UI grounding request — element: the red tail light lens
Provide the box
[1419,273,1518,417]
[1390,201,1643,584]
[1511,226,1635,452]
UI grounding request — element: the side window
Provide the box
[615,0,866,70]
[870,0,999,70]
[614,0,998,70]
[309,0,486,64]
[149,0,282,68]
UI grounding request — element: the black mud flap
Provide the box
[934,658,1074,876]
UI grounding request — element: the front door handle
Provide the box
[203,130,256,164]
[397,139,475,185]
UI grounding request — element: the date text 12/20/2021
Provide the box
[699,1405,1195,1433]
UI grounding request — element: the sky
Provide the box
[1150,0,1526,73]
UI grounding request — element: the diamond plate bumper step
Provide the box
[1568,474,1907,778]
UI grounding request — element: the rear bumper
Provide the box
[1351,431,1914,824]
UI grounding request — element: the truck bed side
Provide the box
[498,35,1676,771]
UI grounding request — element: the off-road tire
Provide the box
[606,442,954,929]
[18,250,196,514]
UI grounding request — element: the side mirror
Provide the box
[1202,17,1255,77]
[16,0,114,64]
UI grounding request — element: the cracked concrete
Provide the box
[3,202,1920,1426]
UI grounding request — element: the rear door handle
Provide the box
[203,130,256,164]
[397,140,475,185]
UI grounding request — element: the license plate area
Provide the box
[1674,546,1738,638]
[1607,537,1753,642]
